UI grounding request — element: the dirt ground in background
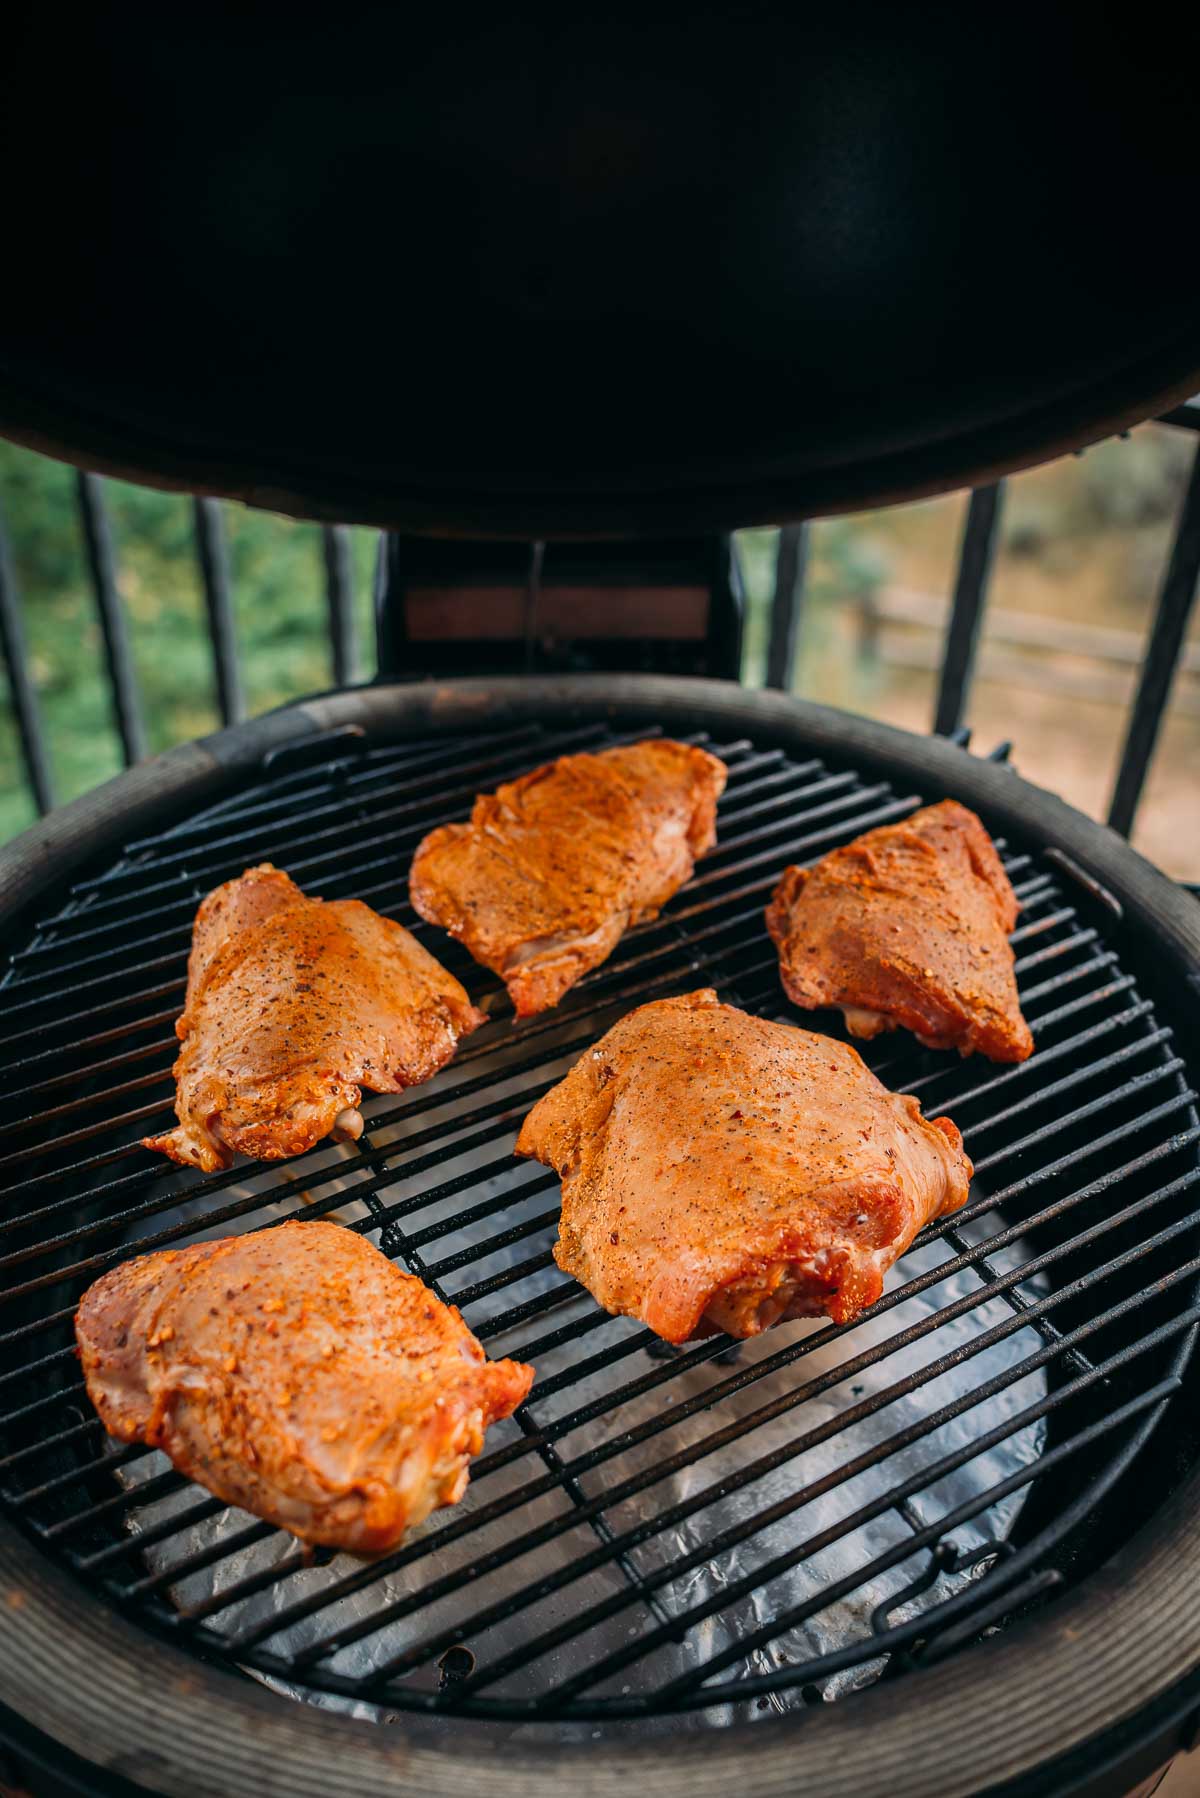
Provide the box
[870,674,1199,883]
[1159,1750,1200,1795]
[780,437,1200,885]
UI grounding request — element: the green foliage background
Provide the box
[0,424,1193,848]
[0,444,377,840]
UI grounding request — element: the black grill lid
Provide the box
[3,12,1200,536]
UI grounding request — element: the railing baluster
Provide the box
[76,472,146,765]
[321,525,357,687]
[0,506,55,815]
[192,498,243,726]
[1107,442,1200,838]
[373,531,393,675]
[765,523,809,691]
[933,482,1005,736]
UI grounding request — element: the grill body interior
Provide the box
[1,677,1199,1796]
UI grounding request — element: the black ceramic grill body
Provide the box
[1,677,1199,1798]
[3,12,1200,534]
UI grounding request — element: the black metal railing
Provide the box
[759,401,1200,844]
[1,401,1198,842]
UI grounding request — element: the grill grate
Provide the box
[1,717,1197,1722]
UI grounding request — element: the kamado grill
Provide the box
[3,15,1200,1798]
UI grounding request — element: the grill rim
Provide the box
[1,672,1199,1797]
[3,349,1198,538]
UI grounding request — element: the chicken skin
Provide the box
[75,1221,533,1553]
[515,990,971,1343]
[766,801,1033,1063]
[144,865,484,1172]
[409,740,727,1017]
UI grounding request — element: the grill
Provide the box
[5,10,1200,1785]
[2,677,1200,1795]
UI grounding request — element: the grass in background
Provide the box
[0,443,377,840]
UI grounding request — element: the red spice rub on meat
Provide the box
[766,801,1033,1062]
[145,864,484,1172]
[409,739,726,1017]
[516,989,971,1344]
[75,1220,532,1553]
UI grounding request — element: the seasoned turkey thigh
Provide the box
[76,1221,533,1553]
[516,990,971,1343]
[410,740,726,1016]
[145,864,483,1171]
[767,801,1032,1061]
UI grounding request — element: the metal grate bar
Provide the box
[0,503,55,813]
[967,1060,1187,1176]
[79,1494,230,1573]
[643,1369,1184,1712]
[291,1192,1200,1681]
[1010,928,1096,975]
[102,1512,272,1588]
[117,725,548,856]
[147,1147,1199,1654]
[934,483,1004,737]
[191,498,243,727]
[76,472,146,766]
[14,1129,1194,1646]
[461,1311,1188,1705]
[906,990,1155,1107]
[0,1006,178,1067]
[0,1097,171,1176]
[0,755,852,1021]
[0,1342,76,1394]
[6,1032,178,1108]
[0,941,187,1010]
[7,1065,174,1137]
[1005,950,1120,1007]
[0,936,1143,1278]
[1108,441,1200,836]
[0,951,1141,1256]
[369,1130,677,1642]
[952,1234,1096,1382]
[947,1026,1172,1140]
[916,1108,1200,1251]
[56,723,691,911]
[2,719,1197,1722]
[1008,904,1077,945]
[3,740,776,973]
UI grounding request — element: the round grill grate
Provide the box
[0,701,1197,1728]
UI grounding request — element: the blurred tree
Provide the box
[0,444,377,840]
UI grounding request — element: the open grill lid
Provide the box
[3,12,1200,536]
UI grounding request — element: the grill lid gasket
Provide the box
[1,677,1199,1796]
